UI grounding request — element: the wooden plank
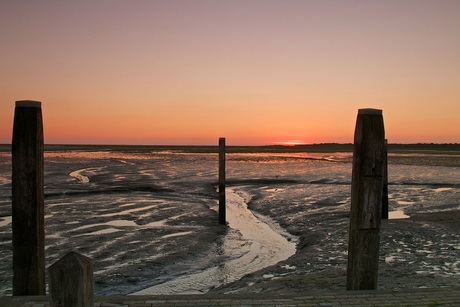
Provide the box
[347,108,385,290]
[49,251,94,307]
[382,140,389,219]
[219,138,226,225]
[359,177,383,229]
[12,100,45,295]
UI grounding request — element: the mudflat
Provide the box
[0,145,458,296]
[210,208,460,294]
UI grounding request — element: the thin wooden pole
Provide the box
[12,100,45,295]
[347,108,385,290]
[219,137,226,225]
[382,139,389,219]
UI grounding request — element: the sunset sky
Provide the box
[1,0,459,145]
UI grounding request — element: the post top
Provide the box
[358,108,382,115]
[16,100,41,108]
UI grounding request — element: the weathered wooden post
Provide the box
[347,108,385,290]
[12,100,45,295]
[382,139,389,220]
[219,137,226,225]
[49,251,94,307]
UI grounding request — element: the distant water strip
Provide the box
[133,188,297,295]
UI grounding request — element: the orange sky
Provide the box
[1,1,459,145]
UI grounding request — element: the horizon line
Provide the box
[1,142,460,147]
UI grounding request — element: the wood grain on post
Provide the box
[219,138,226,225]
[12,100,45,295]
[347,108,385,290]
[382,139,389,219]
[49,251,94,307]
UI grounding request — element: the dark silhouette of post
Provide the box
[382,139,389,219]
[347,108,385,290]
[49,251,94,307]
[12,100,45,295]
[219,137,226,225]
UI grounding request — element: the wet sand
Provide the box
[210,202,460,294]
[133,188,296,295]
[0,151,303,295]
[0,147,459,296]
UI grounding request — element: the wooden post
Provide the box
[49,251,94,307]
[382,139,389,219]
[219,137,226,225]
[347,108,385,290]
[12,100,45,295]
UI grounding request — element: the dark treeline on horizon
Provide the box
[1,143,460,154]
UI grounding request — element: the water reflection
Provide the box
[133,188,297,294]
[389,210,410,219]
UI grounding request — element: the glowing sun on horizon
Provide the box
[275,140,306,146]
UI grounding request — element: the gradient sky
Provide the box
[1,0,459,145]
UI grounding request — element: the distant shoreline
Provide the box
[1,143,460,154]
